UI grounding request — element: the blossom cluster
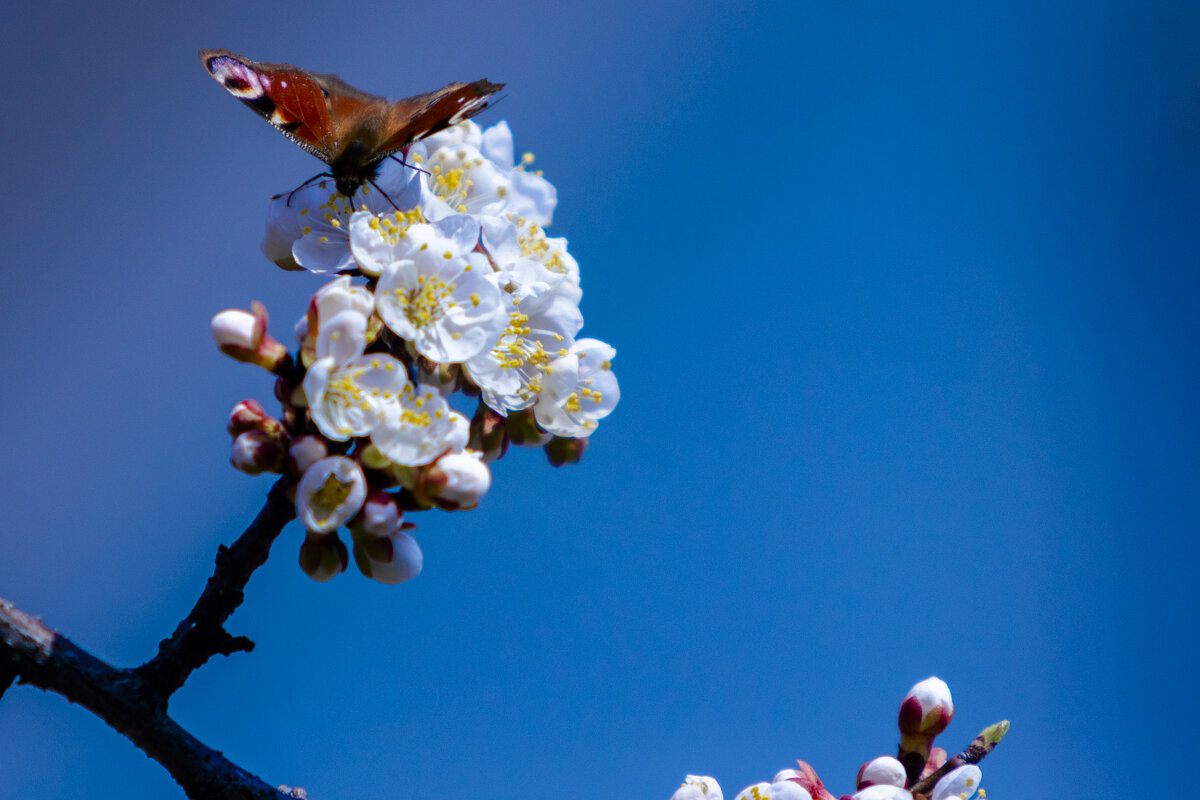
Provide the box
[213,120,618,584]
[670,678,1005,800]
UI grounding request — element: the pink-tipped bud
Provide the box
[298,532,349,582]
[897,677,954,786]
[212,301,291,374]
[920,748,947,781]
[227,399,284,438]
[856,757,906,790]
[899,677,954,739]
[788,762,837,800]
[231,430,286,474]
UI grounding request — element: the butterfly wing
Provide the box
[376,79,505,158]
[199,48,388,163]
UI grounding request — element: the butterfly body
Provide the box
[199,49,503,198]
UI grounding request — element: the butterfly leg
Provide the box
[272,172,336,206]
[365,178,404,212]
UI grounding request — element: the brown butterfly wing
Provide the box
[199,48,388,164]
[376,79,505,159]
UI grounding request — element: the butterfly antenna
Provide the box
[273,172,335,206]
[388,153,430,177]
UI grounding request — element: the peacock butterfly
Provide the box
[199,48,503,200]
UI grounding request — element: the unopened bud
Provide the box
[231,430,285,474]
[849,787,911,800]
[227,399,284,438]
[415,450,491,511]
[857,757,906,790]
[353,532,423,584]
[288,435,328,476]
[298,532,348,582]
[506,408,552,447]
[211,301,291,373]
[352,490,404,538]
[545,435,587,467]
[898,677,954,785]
[469,404,509,462]
[787,762,836,800]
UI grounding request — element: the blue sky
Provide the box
[1,1,1197,798]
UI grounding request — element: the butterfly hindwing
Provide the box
[378,80,505,157]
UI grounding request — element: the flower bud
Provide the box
[296,456,367,533]
[288,435,328,477]
[545,435,587,467]
[469,404,509,462]
[298,532,348,582]
[227,399,283,437]
[212,301,292,374]
[671,776,723,800]
[857,757,906,790]
[850,787,912,800]
[786,762,837,800]
[920,748,947,782]
[506,408,552,447]
[353,490,404,538]
[353,532,423,584]
[898,677,954,785]
[231,430,286,474]
[415,450,491,511]
[899,677,954,738]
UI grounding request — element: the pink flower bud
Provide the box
[898,677,954,738]
[298,532,348,582]
[227,399,285,438]
[897,677,954,786]
[856,757,906,789]
[788,762,837,800]
[230,430,285,474]
[211,301,291,374]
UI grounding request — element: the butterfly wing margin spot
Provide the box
[199,48,343,162]
[377,79,505,158]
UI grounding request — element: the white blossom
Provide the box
[671,775,723,800]
[931,766,982,800]
[534,338,619,437]
[371,217,507,363]
[371,383,468,467]
[296,456,367,533]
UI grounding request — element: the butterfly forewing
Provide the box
[200,48,504,198]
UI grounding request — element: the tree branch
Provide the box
[136,478,295,704]
[910,720,1010,796]
[0,479,303,799]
